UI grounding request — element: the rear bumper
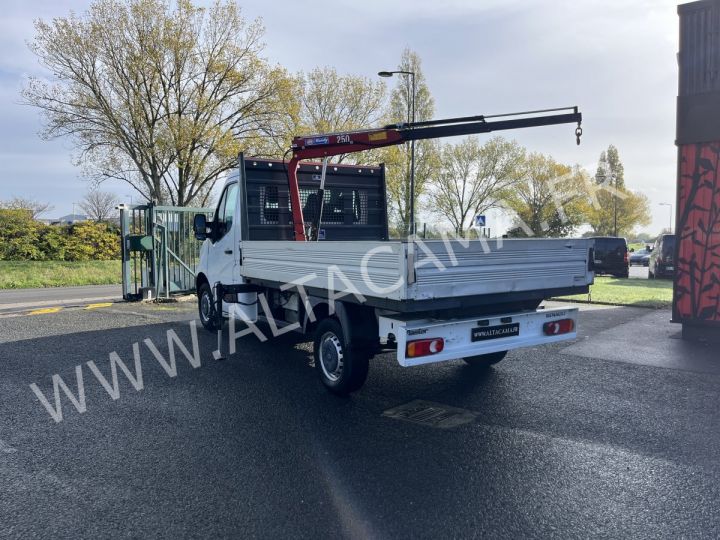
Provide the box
[379,307,578,367]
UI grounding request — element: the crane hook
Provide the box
[575,125,583,145]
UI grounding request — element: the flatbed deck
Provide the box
[240,237,593,311]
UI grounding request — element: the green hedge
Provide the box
[0,209,120,261]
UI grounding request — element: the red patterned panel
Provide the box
[675,143,720,323]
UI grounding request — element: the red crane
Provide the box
[286,106,583,241]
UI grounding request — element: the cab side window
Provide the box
[223,183,238,231]
[213,183,238,241]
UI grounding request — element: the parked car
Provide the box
[648,234,676,279]
[629,246,652,266]
[591,237,629,278]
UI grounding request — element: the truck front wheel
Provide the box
[314,318,369,395]
[463,350,507,368]
[198,282,219,332]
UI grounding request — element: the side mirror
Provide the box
[193,214,208,240]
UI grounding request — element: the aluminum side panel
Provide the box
[241,240,408,301]
[410,238,593,300]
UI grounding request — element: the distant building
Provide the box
[50,214,89,225]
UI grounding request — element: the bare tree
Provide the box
[79,189,120,221]
[430,137,525,235]
[23,0,287,206]
[0,197,54,219]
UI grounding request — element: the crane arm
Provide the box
[286,106,582,241]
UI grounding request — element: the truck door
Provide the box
[212,178,257,321]
[208,182,238,286]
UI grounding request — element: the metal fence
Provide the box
[119,203,213,300]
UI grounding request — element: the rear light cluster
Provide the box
[543,319,575,336]
[406,338,444,358]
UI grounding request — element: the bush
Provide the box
[37,225,69,260]
[0,211,120,261]
[0,209,44,260]
[64,221,120,261]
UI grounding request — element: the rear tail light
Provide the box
[624,251,629,264]
[406,338,445,358]
[543,319,575,336]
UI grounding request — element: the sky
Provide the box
[0,0,680,233]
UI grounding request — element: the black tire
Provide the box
[314,318,369,395]
[463,350,508,368]
[198,282,219,332]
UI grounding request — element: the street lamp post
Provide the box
[659,203,673,232]
[378,69,416,237]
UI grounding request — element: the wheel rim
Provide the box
[200,291,212,323]
[319,332,344,382]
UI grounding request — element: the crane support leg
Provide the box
[287,155,307,241]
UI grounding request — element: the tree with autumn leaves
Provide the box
[585,145,651,237]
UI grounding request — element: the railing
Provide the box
[119,203,213,300]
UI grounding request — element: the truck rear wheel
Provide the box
[463,350,507,368]
[314,318,369,395]
[198,282,219,332]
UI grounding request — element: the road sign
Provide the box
[474,215,486,227]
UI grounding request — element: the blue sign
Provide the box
[306,136,329,146]
[474,215,486,227]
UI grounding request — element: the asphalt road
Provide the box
[0,302,718,538]
[0,285,122,313]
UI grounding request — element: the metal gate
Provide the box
[119,203,213,300]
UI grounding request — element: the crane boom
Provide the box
[286,106,582,241]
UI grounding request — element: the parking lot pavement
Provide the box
[1,302,719,538]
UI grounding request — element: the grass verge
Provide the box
[555,276,673,309]
[0,260,122,289]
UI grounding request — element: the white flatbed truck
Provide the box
[193,107,594,394]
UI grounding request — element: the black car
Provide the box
[591,236,629,278]
[629,246,652,266]
[648,234,676,279]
